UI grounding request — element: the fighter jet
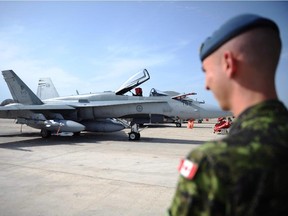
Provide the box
[0,69,232,140]
[35,77,213,127]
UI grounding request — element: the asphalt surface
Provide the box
[0,119,222,216]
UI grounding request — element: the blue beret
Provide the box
[200,14,280,61]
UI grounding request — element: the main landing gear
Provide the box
[40,129,52,138]
[128,123,141,141]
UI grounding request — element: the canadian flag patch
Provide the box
[178,159,198,180]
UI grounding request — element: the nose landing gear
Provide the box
[128,123,141,141]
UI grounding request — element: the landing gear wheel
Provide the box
[176,122,182,127]
[129,132,140,141]
[40,129,51,138]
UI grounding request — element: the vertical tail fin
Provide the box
[2,70,43,105]
[37,77,59,100]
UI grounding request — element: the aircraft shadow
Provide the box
[140,137,205,145]
[0,130,204,152]
[0,131,128,151]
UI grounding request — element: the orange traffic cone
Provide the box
[187,119,194,129]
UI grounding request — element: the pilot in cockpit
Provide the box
[134,87,143,96]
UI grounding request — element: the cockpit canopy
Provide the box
[115,69,150,95]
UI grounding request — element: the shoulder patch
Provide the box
[178,159,198,180]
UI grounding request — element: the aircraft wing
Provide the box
[0,100,167,112]
[0,103,75,120]
[0,103,75,111]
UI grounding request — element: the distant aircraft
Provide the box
[0,69,232,140]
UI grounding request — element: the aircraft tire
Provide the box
[40,129,51,138]
[176,122,181,127]
[129,132,140,141]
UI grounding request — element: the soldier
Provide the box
[168,14,288,216]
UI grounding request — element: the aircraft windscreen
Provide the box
[115,69,150,95]
[149,88,169,97]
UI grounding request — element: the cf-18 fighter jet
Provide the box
[0,69,232,140]
[36,78,223,127]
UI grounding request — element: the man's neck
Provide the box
[231,91,278,117]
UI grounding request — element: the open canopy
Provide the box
[115,69,150,95]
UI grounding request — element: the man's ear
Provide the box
[223,51,237,78]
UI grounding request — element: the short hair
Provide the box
[224,27,282,75]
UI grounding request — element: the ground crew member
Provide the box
[168,14,288,216]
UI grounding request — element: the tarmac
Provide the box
[0,118,223,216]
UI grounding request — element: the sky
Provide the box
[0,1,287,108]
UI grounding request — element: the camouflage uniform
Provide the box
[168,100,288,216]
